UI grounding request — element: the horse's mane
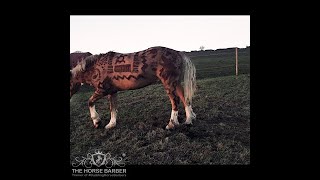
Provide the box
[70,55,98,77]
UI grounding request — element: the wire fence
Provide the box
[188,52,249,58]
[189,47,250,79]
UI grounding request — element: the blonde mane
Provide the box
[70,55,97,77]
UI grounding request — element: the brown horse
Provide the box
[70,51,92,93]
[70,46,196,130]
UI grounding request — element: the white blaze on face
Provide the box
[185,105,196,124]
[89,105,100,124]
[170,110,179,125]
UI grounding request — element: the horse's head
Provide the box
[70,70,82,98]
[70,52,92,99]
[70,52,92,69]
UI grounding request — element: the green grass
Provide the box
[191,53,250,79]
[70,52,250,165]
[70,74,250,165]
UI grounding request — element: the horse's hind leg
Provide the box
[175,83,187,108]
[88,90,105,128]
[161,80,180,130]
[175,84,196,124]
[105,93,118,130]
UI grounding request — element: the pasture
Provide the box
[70,49,250,165]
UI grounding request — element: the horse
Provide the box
[70,51,92,89]
[70,46,196,130]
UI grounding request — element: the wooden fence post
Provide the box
[235,47,238,76]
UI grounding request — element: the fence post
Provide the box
[235,47,238,77]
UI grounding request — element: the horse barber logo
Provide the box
[92,152,104,167]
[72,150,127,168]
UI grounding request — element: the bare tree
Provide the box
[200,46,205,51]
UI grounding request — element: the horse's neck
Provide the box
[79,70,93,84]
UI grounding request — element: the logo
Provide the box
[72,150,127,168]
[71,150,128,177]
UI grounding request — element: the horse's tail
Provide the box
[181,52,196,105]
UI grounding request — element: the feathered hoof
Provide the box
[105,122,116,130]
[165,123,175,130]
[183,121,193,126]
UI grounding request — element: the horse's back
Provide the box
[93,47,182,91]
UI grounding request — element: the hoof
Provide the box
[165,119,179,130]
[166,123,175,130]
[184,121,193,125]
[184,116,194,125]
[171,119,180,126]
[93,121,102,129]
[105,122,116,130]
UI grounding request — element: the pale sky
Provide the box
[70,15,250,54]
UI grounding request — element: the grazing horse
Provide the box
[70,51,92,91]
[70,46,196,130]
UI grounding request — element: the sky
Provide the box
[70,15,250,54]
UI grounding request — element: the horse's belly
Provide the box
[111,76,157,90]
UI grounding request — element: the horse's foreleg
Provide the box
[106,93,118,129]
[88,91,105,128]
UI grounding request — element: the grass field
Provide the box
[70,51,250,165]
[191,52,250,79]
